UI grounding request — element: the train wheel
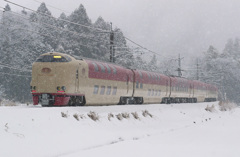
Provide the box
[75,96,84,106]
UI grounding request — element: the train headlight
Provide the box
[31,86,36,92]
[57,86,61,91]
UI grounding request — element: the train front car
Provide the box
[31,52,85,106]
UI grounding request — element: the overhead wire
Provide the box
[4,9,111,45]
[4,0,111,33]
[4,0,178,63]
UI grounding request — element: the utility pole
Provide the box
[177,54,184,77]
[109,22,115,63]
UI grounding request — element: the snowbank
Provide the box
[0,102,239,157]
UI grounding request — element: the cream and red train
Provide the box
[30,52,218,106]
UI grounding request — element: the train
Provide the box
[30,52,218,106]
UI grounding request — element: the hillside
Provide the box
[0,102,239,157]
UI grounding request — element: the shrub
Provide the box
[61,112,68,118]
[219,101,237,111]
[205,104,216,112]
[142,110,153,118]
[108,113,114,121]
[116,113,123,121]
[121,112,130,119]
[73,114,79,121]
[131,112,140,120]
[87,111,99,121]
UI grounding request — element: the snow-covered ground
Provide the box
[0,102,239,157]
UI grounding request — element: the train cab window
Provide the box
[93,85,99,94]
[106,86,111,95]
[64,55,72,62]
[105,64,111,74]
[148,89,151,96]
[92,62,99,72]
[36,55,69,62]
[99,64,105,73]
[100,86,105,95]
[112,87,117,95]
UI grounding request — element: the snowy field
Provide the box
[0,102,240,157]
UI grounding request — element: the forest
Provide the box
[0,3,239,103]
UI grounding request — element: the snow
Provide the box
[0,102,240,157]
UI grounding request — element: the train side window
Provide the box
[112,66,117,74]
[112,87,117,95]
[136,81,139,88]
[158,90,161,96]
[92,63,99,72]
[138,71,143,79]
[93,85,99,94]
[105,64,111,74]
[148,89,151,96]
[140,83,143,89]
[99,64,105,73]
[147,73,151,80]
[155,90,158,96]
[158,75,161,80]
[106,86,111,95]
[151,89,154,96]
[100,86,105,95]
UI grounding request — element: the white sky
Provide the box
[1,0,240,61]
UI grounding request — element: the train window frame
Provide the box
[100,86,105,95]
[93,85,99,94]
[106,86,111,95]
[92,62,99,72]
[112,87,117,95]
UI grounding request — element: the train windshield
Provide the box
[36,55,71,62]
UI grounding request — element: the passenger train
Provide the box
[30,52,218,106]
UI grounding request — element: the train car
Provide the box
[31,52,218,106]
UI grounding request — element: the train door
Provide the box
[126,75,129,94]
[75,68,79,93]
[131,70,136,97]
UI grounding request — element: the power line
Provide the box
[124,36,175,60]
[5,10,111,45]
[5,0,110,33]
[31,0,71,14]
